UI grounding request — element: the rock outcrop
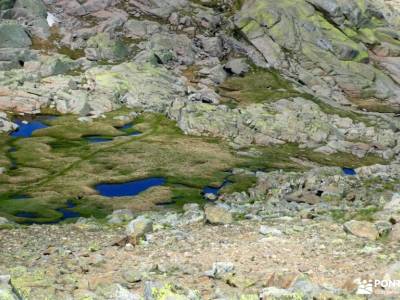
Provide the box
[0,112,17,133]
[235,0,400,107]
[169,97,400,158]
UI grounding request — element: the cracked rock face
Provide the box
[85,62,187,113]
[235,0,400,106]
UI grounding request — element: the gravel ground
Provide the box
[1,218,398,299]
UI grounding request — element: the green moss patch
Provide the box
[238,143,386,172]
[220,174,257,194]
[350,97,400,114]
[0,111,242,222]
[31,29,85,60]
[217,68,301,107]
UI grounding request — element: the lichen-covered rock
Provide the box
[9,266,56,299]
[205,262,235,279]
[0,86,48,113]
[38,54,77,77]
[343,220,379,240]
[136,32,195,66]
[123,19,161,39]
[7,0,50,39]
[0,48,37,71]
[13,0,47,17]
[199,35,223,58]
[96,283,140,300]
[0,21,31,48]
[220,164,400,221]
[224,58,249,75]
[383,193,400,213]
[181,203,205,224]
[107,209,134,224]
[82,0,119,14]
[0,59,187,115]
[85,33,129,61]
[144,282,192,300]
[128,0,189,19]
[55,89,91,115]
[259,287,296,300]
[234,0,400,106]
[86,62,187,112]
[259,225,283,236]
[0,275,18,300]
[126,216,153,240]
[204,204,233,225]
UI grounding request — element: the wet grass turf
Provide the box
[0,110,388,223]
[217,68,301,107]
[0,111,240,222]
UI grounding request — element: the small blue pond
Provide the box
[203,186,220,195]
[96,177,166,197]
[7,147,17,170]
[118,123,133,130]
[15,212,38,218]
[85,136,114,143]
[203,180,231,196]
[12,194,31,200]
[15,200,80,223]
[10,116,55,138]
[129,131,142,136]
[343,168,357,176]
[56,200,80,220]
[116,123,141,136]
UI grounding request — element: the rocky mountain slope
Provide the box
[0,0,400,299]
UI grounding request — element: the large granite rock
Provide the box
[204,204,233,225]
[0,48,37,71]
[0,86,48,113]
[81,0,119,14]
[126,216,153,240]
[136,32,195,66]
[43,0,117,17]
[85,62,187,112]
[224,58,249,75]
[128,0,189,18]
[10,0,50,39]
[13,0,47,17]
[0,21,31,48]
[123,19,161,39]
[0,0,14,10]
[38,54,77,77]
[343,220,379,240]
[85,33,129,61]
